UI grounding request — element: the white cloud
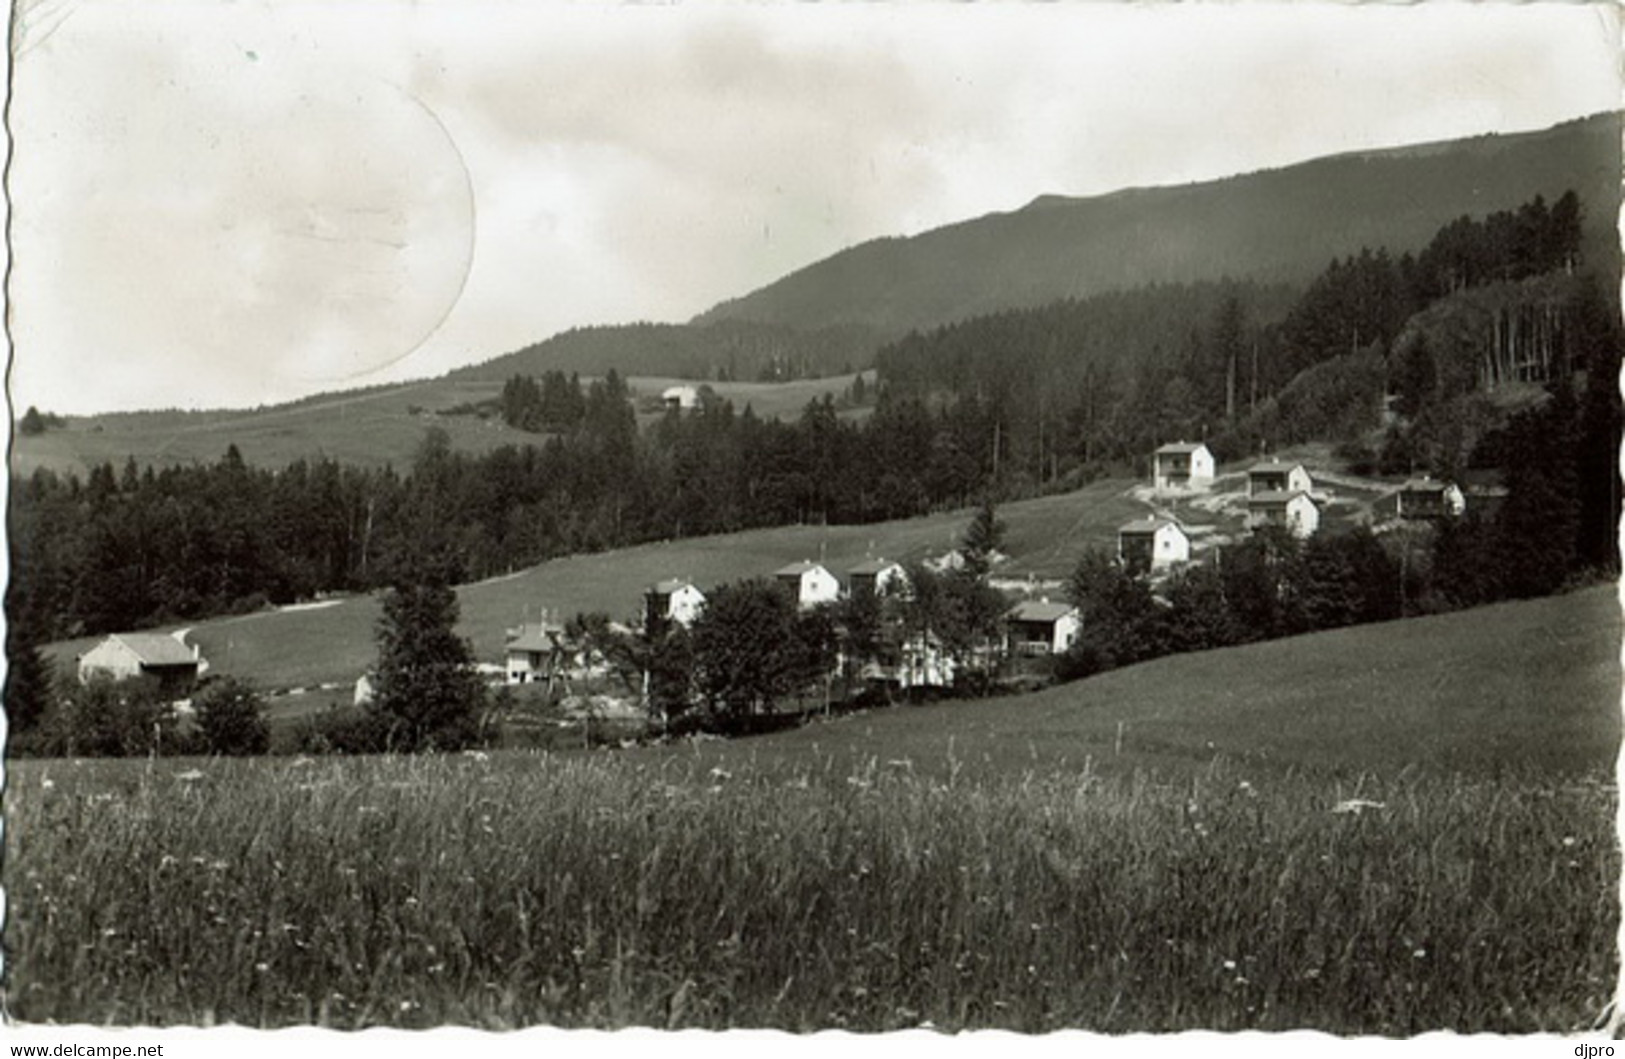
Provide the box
[9,1,1620,413]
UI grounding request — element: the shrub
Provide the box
[192,677,270,756]
[46,676,175,757]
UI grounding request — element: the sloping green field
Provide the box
[45,476,1167,693]
[656,584,1622,781]
[43,459,1463,700]
[11,374,864,477]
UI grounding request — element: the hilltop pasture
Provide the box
[11,372,864,478]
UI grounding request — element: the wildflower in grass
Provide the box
[1223,959,1237,971]
[1413,948,1427,959]
[39,776,53,791]
[255,962,269,973]
[1562,835,1578,847]
[174,769,204,782]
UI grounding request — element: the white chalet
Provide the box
[1005,600,1082,657]
[1248,490,1321,539]
[504,622,567,685]
[1152,442,1216,492]
[661,385,700,411]
[1246,459,1314,497]
[1117,516,1192,574]
[774,561,842,609]
[645,579,706,629]
[847,558,908,597]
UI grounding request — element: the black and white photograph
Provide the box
[3,0,1622,1047]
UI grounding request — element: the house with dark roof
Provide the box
[774,561,842,609]
[77,633,204,693]
[1004,600,1081,657]
[1152,442,1216,492]
[847,558,908,597]
[1117,516,1192,574]
[504,621,567,685]
[1247,490,1321,539]
[1246,459,1314,497]
[644,579,706,629]
[1379,477,1467,521]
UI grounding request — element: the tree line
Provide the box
[871,191,1601,483]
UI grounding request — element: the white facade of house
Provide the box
[1005,601,1082,656]
[775,562,842,609]
[1395,478,1467,519]
[1248,490,1321,539]
[1247,460,1314,497]
[1153,442,1216,492]
[847,559,908,597]
[505,623,566,685]
[646,580,706,628]
[1117,518,1192,571]
[661,385,700,410]
[862,632,958,690]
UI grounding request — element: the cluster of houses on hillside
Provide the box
[1150,441,1467,547]
[504,554,1082,694]
[74,442,1471,706]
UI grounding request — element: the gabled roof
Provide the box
[1118,516,1182,536]
[1154,441,1209,455]
[1400,477,1455,494]
[506,623,565,653]
[1006,600,1078,624]
[1247,459,1306,476]
[775,560,830,578]
[849,557,902,576]
[1248,489,1315,507]
[647,579,699,596]
[108,633,199,667]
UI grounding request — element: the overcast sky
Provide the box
[8,1,1622,415]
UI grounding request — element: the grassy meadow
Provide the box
[7,587,1619,1032]
[43,454,1386,700]
[10,372,865,478]
[42,475,1164,696]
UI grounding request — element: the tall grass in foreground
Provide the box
[5,753,1616,1032]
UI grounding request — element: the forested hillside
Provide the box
[448,319,882,386]
[873,190,1620,481]
[697,113,1619,336]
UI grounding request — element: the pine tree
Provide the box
[370,577,485,751]
[961,497,1006,580]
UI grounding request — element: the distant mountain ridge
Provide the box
[692,112,1622,337]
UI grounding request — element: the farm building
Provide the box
[775,561,842,609]
[1005,600,1081,656]
[504,621,568,685]
[863,631,957,690]
[847,558,909,597]
[645,579,706,629]
[1247,459,1314,497]
[1117,516,1192,574]
[1378,477,1467,521]
[661,385,700,411]
[1248,490,1321,539]
[77,633,204,693]
[1152,442,1216,492]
